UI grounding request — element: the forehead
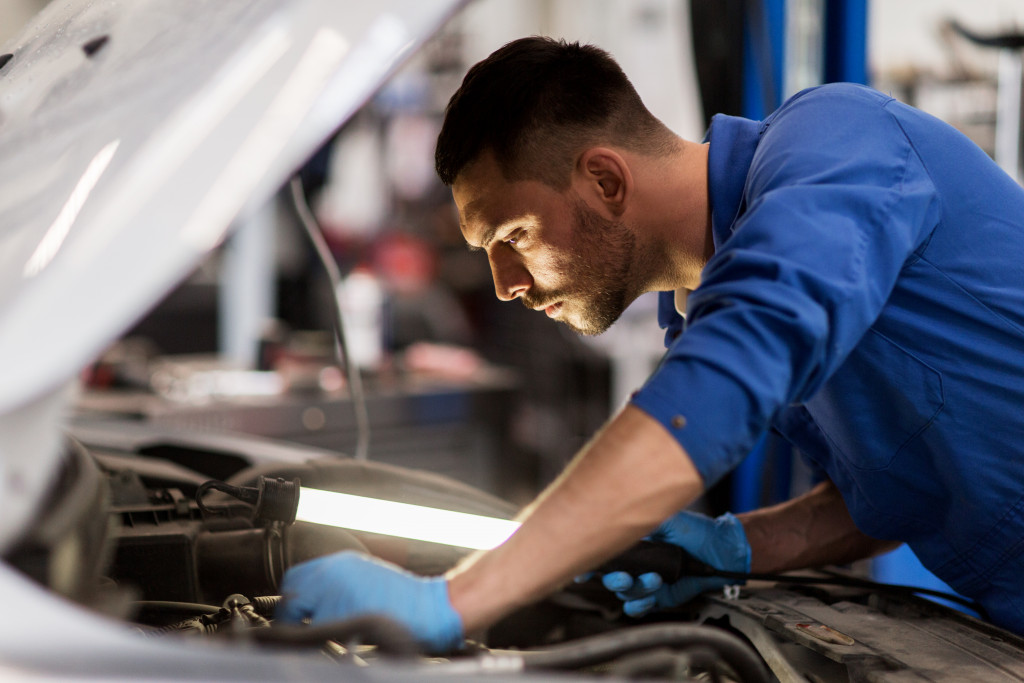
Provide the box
[452,153,564,248]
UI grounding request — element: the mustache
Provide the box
[521,290,562,310]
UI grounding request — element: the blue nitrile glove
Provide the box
[602,511,751,617]
[276,551,464,653]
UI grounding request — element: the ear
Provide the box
[574,148,632,216]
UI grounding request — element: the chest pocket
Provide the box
[805,329,944,471]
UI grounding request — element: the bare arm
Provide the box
[445,409,894,632]
[446,405,703,632]
[738,480,899,573]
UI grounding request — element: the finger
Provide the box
[574,572,594,584]
[636,572,663,593]
[276,556,337,623]
[623,595,656,618]
[275,590,314,623]
[615,572,663,600]
[601,571,634,593]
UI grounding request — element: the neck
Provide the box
[628,139,712,294]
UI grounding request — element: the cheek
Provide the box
[525,246,570,280]
[548,251,583,284]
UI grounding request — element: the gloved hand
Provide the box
[276,551,463,653]
[601,510,751,617]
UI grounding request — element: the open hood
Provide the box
[0,0,463,554]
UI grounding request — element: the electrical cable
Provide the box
[195,479,258,515]
[692,568,986,617]
[264,524,284,589]
[288,175,371,461]
[598,540,988,618]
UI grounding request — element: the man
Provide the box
[277,37,1024,648]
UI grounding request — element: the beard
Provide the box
[521,199,638,336]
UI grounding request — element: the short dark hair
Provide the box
[435,36,678,189]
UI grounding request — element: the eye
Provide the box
[504,229,523,248]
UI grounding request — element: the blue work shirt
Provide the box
[630,83,1024,634]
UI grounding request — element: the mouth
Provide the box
[525,295,563,317]
[543,302,562,318]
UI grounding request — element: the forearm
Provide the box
[738,480,899,573]
[446,405,703,632]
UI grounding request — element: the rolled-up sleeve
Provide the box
[631,88,940,486]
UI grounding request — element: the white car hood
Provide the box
[0,0,462,554]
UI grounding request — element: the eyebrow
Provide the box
[462,200,500,252]
[467,223,500,252]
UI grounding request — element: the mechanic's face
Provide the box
[453,154,637,336]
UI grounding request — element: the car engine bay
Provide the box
[5,425,1022,683]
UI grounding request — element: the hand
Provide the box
[601,511,751,617]
[276,551,463,653]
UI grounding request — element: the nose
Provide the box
[488,249,531,301]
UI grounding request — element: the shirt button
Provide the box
[671,415,687,429]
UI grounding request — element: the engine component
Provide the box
[62,427,1024,681]
[196,476,300,525]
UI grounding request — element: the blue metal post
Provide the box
[824,0,868,84]
[742,0,786,119]
[732,0,787,513]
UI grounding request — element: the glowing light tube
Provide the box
[296,487,520,550]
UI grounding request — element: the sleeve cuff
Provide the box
[630,359,767,488]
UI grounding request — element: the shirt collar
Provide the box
[705,113,762,251]
[660,114,762,339]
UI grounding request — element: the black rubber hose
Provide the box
[513,623,769,683]
[608,645,726,681]
[132,601,222,617]
[251,595,281,618]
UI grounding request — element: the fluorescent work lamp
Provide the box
[296,487,521,550]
